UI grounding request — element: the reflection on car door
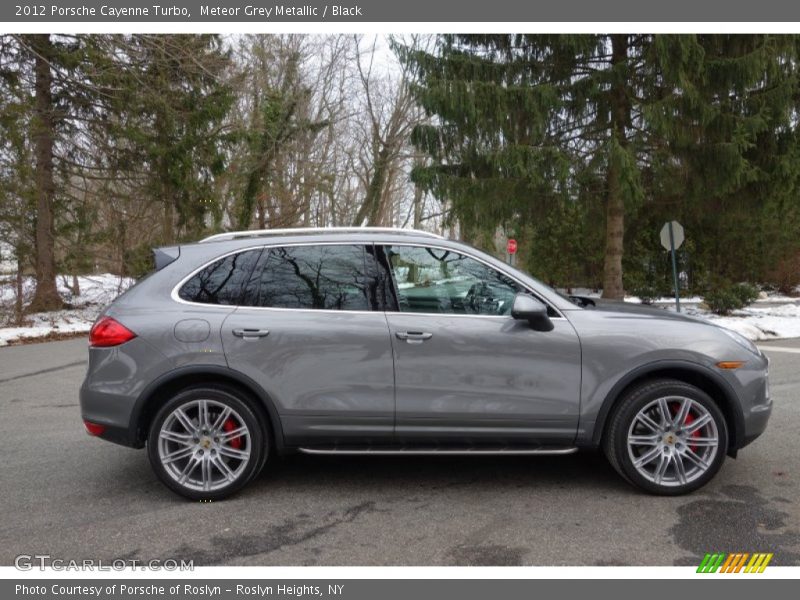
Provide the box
[380,244,582,443]
[221,244,395,445]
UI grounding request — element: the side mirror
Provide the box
[511,294,554,332]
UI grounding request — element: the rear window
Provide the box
[242,245,371,311]
[178,249,262,305]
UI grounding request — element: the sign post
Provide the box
[659,221,685,313]
[507,238,517,266]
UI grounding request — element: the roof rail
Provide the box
[199,227,445,244]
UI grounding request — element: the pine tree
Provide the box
[647,35,800,288]
[101,35,235,245]
[400,34,800,298]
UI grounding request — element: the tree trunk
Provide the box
[602,34,628,301]
[352,147,390,226]
[603,158,625,300]
[27,34,63,313]
[162,198,175,244]
[412,185,423,229]
[14,253,24,325]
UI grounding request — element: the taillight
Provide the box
[84,421,107,436]
[89,316,136,347]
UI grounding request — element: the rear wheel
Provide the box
[147,385,266,500]
[603,379,727,495]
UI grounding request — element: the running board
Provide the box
[297,446,578,456]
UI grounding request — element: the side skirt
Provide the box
[297,445,578,456]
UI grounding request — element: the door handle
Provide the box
[396,331,433,343]
[232,328,270,339]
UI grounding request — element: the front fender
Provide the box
[577,359,745,451]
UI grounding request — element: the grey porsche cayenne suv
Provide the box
[80,227,771,500]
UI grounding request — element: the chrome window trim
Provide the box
[170,240,565,320]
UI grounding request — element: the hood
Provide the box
[577,297,710,324]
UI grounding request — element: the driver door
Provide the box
[380,244,582,444]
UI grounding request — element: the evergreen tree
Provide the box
[101,35,235,245]
[399,34,800,298]
[399,35,643,298]
[648,35,800,289]
[0,34,115,311]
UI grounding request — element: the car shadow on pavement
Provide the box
[250,450,632,495]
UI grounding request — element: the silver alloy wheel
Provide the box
[157,399,252,492]
[626,396,719,487]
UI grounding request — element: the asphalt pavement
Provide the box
[0,337,798,566]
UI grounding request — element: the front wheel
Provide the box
[603,379,728,495]
[147,385,266,500]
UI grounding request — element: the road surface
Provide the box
[1,337,798,566]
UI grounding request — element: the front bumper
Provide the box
[732,354,771,450]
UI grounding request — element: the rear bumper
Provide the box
[80,383,142,447]
[79,336,171,449]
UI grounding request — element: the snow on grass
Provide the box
[0,274,134,347]
[697,303,800,341]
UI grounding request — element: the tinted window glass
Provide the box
[365,245,399,311]
[244,245,371,311]
[385,245,522,315]
[178,249,261,305]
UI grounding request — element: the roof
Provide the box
[199,227,444,244]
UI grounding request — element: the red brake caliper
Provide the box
[672,402,700,452]
[223,418,242,450]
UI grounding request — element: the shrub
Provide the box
[766,252,800,296]
[731,282,759,306]
[704,283,759,315]
[629,284,664,305]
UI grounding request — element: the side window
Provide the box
[385,245,522,315]
[243,245,371,311]
[178,249,262,305]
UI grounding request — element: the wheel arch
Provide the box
[592,361,745,455]
[129,365,285,452]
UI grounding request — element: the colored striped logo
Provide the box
[697,553,773,573]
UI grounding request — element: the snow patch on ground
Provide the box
[0,274,133,347]
[697,304,800,341]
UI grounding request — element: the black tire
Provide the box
[147,385,267,501]
[603,378,728,495]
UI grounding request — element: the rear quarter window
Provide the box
[178,249,262,305]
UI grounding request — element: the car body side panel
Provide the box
[220,308,396,445]
[388,313,582,442]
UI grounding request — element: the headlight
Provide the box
[719,327,760,356]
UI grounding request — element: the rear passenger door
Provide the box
[221,244,396,446]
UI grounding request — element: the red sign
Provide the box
[507,239,518,254]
